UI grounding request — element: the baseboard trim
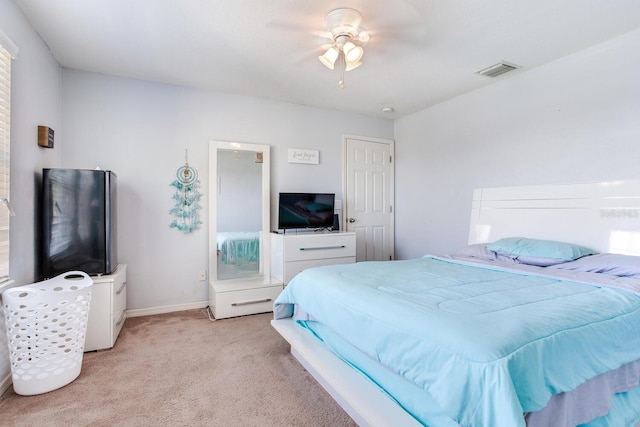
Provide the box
[126,300,208,318]
[0,373,12,398]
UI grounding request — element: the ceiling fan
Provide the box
[317,8,371,89]
[267,3,429,89]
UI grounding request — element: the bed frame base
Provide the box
[271,318,421,427]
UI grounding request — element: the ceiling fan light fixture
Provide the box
[319,7,369,88]
[357,31,370,43]
[319,47,339,69]
[343,42,363,63]
[345,60,362,72]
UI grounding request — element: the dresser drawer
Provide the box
[284,234,356,261]
[113,275,127,318]
[84,264,127,352]
[213,285,283,319]
[112,277,127,340]
[112,309,127,343]
[284,257,355,284]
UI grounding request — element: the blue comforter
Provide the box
[216,232,259,264]
[273,256,640,427]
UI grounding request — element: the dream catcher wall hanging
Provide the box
[170,150,202,233]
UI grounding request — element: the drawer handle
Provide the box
[116,311,126,328]
[300,245,346,251]
[231,298,272,307]
[116,281,127,295]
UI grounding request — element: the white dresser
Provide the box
[84,264,127,352]
[271,232,356,285]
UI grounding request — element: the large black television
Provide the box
[278,193,335,230]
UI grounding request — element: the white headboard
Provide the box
[469,180,640,255]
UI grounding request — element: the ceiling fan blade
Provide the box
[359,0,433,46]
[266,19,333,46]
[369,25,429,47]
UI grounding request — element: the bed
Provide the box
[271,180,640,427]
[216,231,260,265]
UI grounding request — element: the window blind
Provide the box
[0,32,15,283]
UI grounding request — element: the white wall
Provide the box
[0,0,63,390]
[61,70,393,311]
[394,29,640,259]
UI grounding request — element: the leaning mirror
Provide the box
[215,148,263,280]
[208,141,278,319]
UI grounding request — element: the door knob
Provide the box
[348,218,356,223]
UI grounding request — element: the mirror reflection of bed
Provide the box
[216,150,262,280]
[216,231,260,279]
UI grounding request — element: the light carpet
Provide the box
[0,309,357,426]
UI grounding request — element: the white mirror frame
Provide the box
[208,140,271,284]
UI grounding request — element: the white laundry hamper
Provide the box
[1,271,93,395]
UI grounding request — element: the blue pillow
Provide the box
[486,237,597,263]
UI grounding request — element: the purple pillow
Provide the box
[455,244,497,260]
[513,255,567,267]
[454,244,518,263]
[548,253,640,278]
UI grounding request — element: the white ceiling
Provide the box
[15,0,640,119]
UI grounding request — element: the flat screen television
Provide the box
[278,193,335,230]
[40,168,118,279]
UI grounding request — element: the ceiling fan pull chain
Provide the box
[339,53,346,89]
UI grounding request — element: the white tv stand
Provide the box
[271,232,356,285]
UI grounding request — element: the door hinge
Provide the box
[390,206,393,213]
[389,156,392,163]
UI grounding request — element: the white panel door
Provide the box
[344,136,394,262]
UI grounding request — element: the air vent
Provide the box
[476,61,521,78]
